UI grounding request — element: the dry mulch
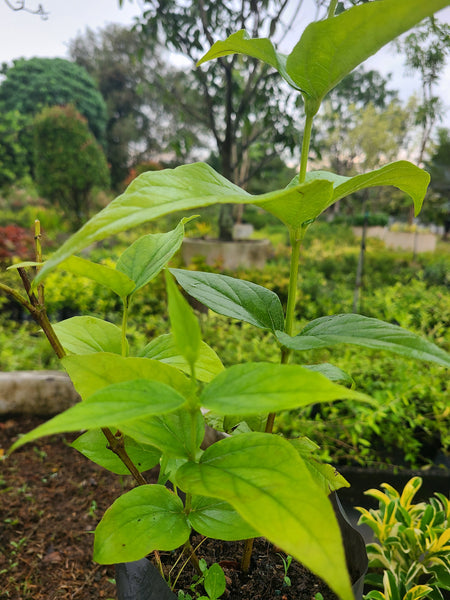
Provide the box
[1,416,340,600]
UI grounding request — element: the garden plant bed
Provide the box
[1,416,346,600]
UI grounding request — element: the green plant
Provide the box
[2,2,450,600]
[358,477,450,600]
[278,552,293,587]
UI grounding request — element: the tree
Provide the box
[68,24,210,189]
[396,17,450,166]
[0,110,30,189]
[423,128,450,236]
[33,105,110,228]
[312,67,399,175]
[132,0,300,239]
[0,57,107,143]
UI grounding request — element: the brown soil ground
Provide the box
[1,416,340,600]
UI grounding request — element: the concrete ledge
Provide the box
[0,371,80,416]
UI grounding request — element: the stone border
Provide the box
[0,371,80,416]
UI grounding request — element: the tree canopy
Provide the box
[33,105,110,228]
[68,24,210,189]
[133,0,301,239]
[0,57,107,143]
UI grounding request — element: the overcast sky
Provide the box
[1,0,449,129]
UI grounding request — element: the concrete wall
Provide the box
[352,227,437,253]
[182,238,273,270]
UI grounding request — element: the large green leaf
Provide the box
[53,317,124,356]
[166,271,201,369]
[189,496,258,540]
[116,217,193,294]
[138,333,224,383]
[170,269,284,332]
[94,485,190,563]
[62,352,191,399]
[200,362,368,415]
[276,314,450,368]
[71,429,160,474]
[9,379,186,453]
[176,433,353,600]
[32,163,338,284]
[301,161,430,218]
[255,179,334,231]
[286,0,450,114]
[58,255,135,298]
[121,408,205,459]
[197,29,299,89]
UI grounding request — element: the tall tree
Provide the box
[423,127,450,236]
[0,57,107,143]
[396,16,450,166]
[130,0,300,239]
[68,25,202,189]
[0,110,30,189]
[33,105,110,228]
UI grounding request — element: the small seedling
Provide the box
[277,553,293,587]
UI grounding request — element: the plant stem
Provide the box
[284,233,302,339]
[327,0,338,18]
[299,113,313,184]
[241,538,254,573]
[34,220,44,306]
[121,297,130,357]
[101,428,147,486]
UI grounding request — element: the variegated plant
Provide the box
[358,477,450,600]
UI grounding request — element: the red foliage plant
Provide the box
[0,224,34,263]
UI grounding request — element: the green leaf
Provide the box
[71,429,160,474]
[58,255,135,298]
[200,362,369,415]
[285,0,450,114]
[176,433,353,600]
[197,29,299,90]
[303,363,354,386]
[94,484,190,563]
[32,163,336,283]
[204,563,226,600]
[62,352,191,399]
[170,269,284,332]
[139,333,224,383]
[116,217,194,294]
[303,161,430,217]
[9,379,187,452]
[189,496,258,541]
[121,408,205,459]
[255,179,334,231]
[166,271,201,369]
[288,438,350,494]
[276,314,450,368]
[53,316,124,355]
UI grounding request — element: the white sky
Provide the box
[0,0,449,128]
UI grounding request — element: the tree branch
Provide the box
[4,0,48,18]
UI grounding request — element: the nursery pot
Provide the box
[115,491,368,600]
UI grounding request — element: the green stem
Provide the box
[284,233,302,339]
[299,113,314,184]
[122,297,130,357]
[327,0,338,18]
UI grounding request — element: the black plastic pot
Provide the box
[115,491,368,600]
[115,558,177,600]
